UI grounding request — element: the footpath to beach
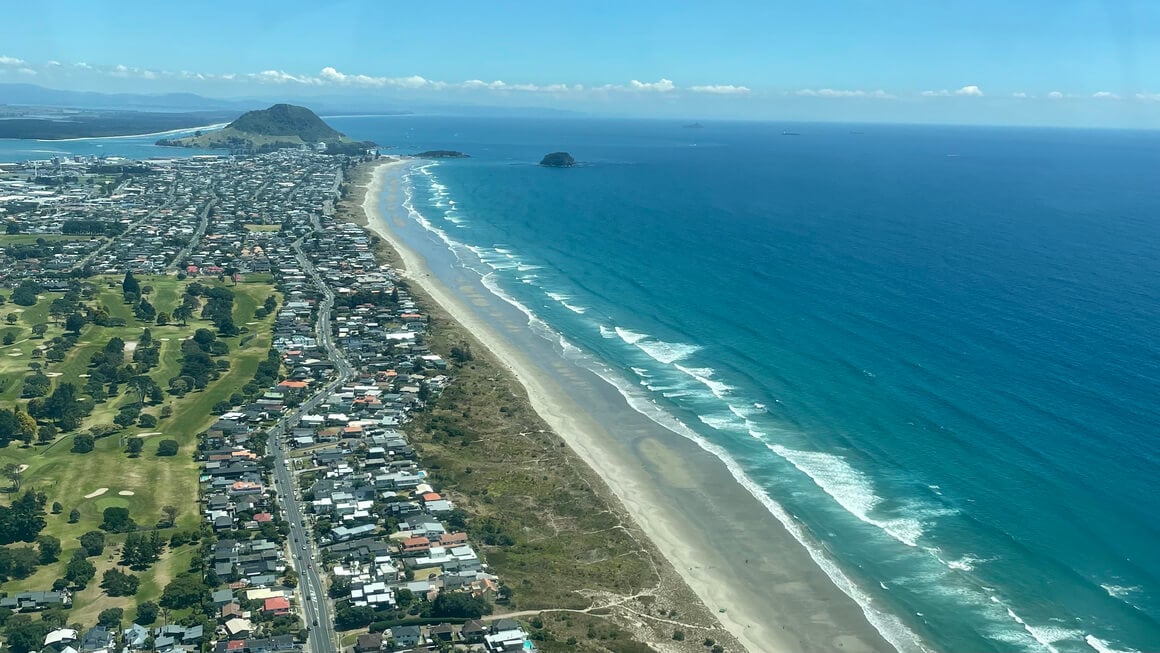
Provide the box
[357,159,910,653]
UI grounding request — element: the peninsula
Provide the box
[157,103,375,155]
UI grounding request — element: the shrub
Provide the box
[157,439,179,456]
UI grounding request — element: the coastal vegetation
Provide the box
[539,151,577,167]
[0,273,278,624]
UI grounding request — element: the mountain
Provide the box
[0,83,254,111]
[157,104,375,154]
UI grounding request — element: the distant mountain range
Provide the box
[0,83,256,112]
[156,104,376,154]
[0,82,584,117]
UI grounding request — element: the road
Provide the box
[267,232,353,653]
[168,191,218,272]
[72,177,178,272]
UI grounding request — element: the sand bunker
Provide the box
[118,490,135,496]
[159,338,170,341]
[124,341,138,354]
[84,488,109,499]
[7,352,22,357]
[136,431,162,437]
[79,373,91,378]
[15,464,28,473]
[45,372,62,377]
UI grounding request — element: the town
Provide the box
[0,151,536,653]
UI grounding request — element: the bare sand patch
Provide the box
[136,431,162,437]
[124,340,138,355]
[45,371,63,377]
[7,352,21,357]
[159,338,171,341]
[15,464,29,473]
[79,373,91,378]
[118,490,135,496]
[84,488,109,499]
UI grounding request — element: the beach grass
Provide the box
[0,273,277,619]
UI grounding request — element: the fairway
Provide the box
[0,273,278,618]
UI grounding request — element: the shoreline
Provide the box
[23,122,230,143]
[358,157,906,653]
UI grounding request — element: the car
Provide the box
[301,544,306,550]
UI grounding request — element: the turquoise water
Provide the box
[339,116,1160,653]
[18,117,1160,652]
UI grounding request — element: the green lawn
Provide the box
[0,274,279,622]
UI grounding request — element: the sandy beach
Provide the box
[359,158,908,653]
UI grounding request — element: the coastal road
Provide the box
[267,233,353,653]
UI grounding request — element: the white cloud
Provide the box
[1136,92,1160,102]
[46,60,61,67]
[0,55,26,66]
[1012,92,1031,99]
[1092,91,1119,99]
[629,78,676,92]
[252,69,317,85]
[17,68,36,76]
[690,84,751,95]
[921,85,984,98]
[1047,91,1064,100]
[796,88,894,99]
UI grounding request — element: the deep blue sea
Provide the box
[10,117,1160,652]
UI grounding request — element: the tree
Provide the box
[161,505,178,527]
[11,281,40,307]
[126,438,144,456]
[65,555,96,588]
[30,323,48,338]
[101,568,140,596]
[100,506,136,533]
[2,614,49,653]
[127,375,155,406]
[16,410,36,443]
[98,607,124,628]
[65,313,87,333]
[157,439,179,456]
[122,270,140,300]
[159,572,209,609]
[431,591,493,619]
[72,434,95,453]
[134,298,156,322]
[135,600,159,625]
[172,305,192,326]
[0,491,47,544]
[38,424,57,443]
[36,534,61,563]
[155,312,169,326]
[2,331,15,345]
[50,501,62,514]
[68,508,80,523]
[1,463,21,491]
[79,530,106,556]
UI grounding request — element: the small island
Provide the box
[157,103,375,155]
[539,152,576,167]
[413,150,470,159]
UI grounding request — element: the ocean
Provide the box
[10,117,1159,652]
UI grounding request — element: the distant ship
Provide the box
[683,122,705,129]
[782,130,801,136]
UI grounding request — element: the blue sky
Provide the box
[4,0,1160,126]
